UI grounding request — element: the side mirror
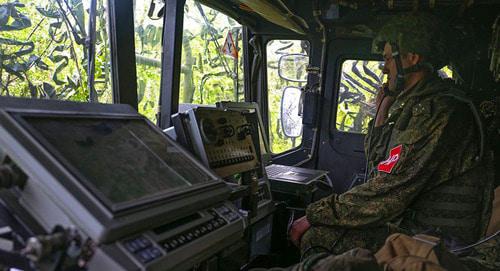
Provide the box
[278,53,308,82]
[280,86,303,138]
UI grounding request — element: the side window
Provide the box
[266,40,309,153]
[0,1,112,102]
[438,66,453,79]
[336,60,384,133]
[335,60,454,134]
[179,0,244,110]
[135,0,163,122]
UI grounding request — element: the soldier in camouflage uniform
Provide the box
[289,13,495,257]
[460,233,500,271]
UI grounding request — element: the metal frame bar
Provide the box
[158,0,186,128]
[108,0,138,110]
[242,26,253,102]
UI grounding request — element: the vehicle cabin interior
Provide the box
[0,0,498,270]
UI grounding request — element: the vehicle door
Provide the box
[317,38,383,193]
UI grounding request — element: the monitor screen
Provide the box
[21,115,214,208]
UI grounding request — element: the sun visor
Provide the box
[237,0,309,35]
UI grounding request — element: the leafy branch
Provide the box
[0,0,110,101]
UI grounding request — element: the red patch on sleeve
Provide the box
[377,145,402,174]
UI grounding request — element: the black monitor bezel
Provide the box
[9,111,221,214]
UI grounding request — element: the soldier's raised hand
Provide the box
[374,84,395,127]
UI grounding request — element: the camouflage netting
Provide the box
[372,13,450,70]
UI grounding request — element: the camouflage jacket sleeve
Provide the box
[306,97,478,228]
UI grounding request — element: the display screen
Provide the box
[22,116,214,207]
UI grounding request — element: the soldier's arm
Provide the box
[307,100,474,228]
[364,88,396,163]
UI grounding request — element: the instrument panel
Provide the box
[187,108,260,178]
[0,98,244,271]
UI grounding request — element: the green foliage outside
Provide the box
[135,1,307,154]
[0,0,293,155]
[266,40,308,153]
[134,0,246,124]
[0,0,112,102]
[0,0,459,142]
[179,0,244,107]
[134,0,163,123]
[336,60,384,133]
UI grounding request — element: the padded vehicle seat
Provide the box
[486,186,500,235]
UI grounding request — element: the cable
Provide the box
[450,230,500,254]
[286,209,295,235]
[324,174,334,189]
[86,0,98,102]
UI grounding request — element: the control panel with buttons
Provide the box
[117,202,243,269]
[185,108,260,178]
[122,236,163,264]
[159,208,230,253]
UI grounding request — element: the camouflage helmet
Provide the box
[372,13,449,70]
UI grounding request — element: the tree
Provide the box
[0,0,112,102]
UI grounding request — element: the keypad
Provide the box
[122,206,240,263]
[123,236,163,264]
[215,206,240,222]
[209,154,254,168]
[159,208,230,253]
[123,236,152,253]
